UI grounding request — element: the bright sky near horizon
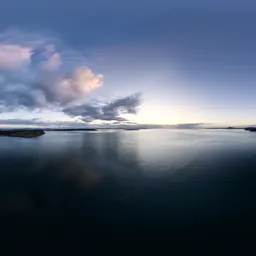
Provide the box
[0,0,256,127]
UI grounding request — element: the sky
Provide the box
[0,0,256,127]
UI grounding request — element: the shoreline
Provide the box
[0,129,45,138]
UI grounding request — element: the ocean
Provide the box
[0,129,256,243]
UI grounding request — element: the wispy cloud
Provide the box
[0,118,87,128]
[174,123,207,129]
[64,93,142,122]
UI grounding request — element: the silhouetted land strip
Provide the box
[206,127,244,130]
[46,128,98,131]
[245,127,256,132]
[206,127,256,132]
[0,129,45,138]
[123,128,140,131]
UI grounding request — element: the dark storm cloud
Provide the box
[64,93,141,122]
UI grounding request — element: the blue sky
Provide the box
[0,0,256,127]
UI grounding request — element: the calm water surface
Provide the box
[0,129,256,241]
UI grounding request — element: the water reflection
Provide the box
[0,130,256,240]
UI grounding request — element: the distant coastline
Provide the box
[45,128,98,132]
[206,127,244,130]
[206,126,256,132]
[0,128,98,138]
[1,126,256,139]
[0,129,45,138]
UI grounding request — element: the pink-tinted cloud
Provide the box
[40,52,62,71]
[0,30,141,124]
[59,67,103,94]
[0,30,103,110]
[0,44,32,69]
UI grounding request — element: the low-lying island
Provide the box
[245,127,256,132]
[0,129,45,138]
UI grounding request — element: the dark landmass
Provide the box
[123,128,140,131]
[206,127,244,130]
[0,129,45,138]
[207,126,256,132]
[45,128,97,131]
[245,127,256,132]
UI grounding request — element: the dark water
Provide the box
[1,129,256,243]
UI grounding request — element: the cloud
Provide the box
[0,118,88,128]
[0,30,103,111]
[64,93,142,122]
[39,51,62,71]
[174,123,207,129]
[0,118,45,126]
[0,44,32,70]
[0,30,141,124]
[56,67,103,102]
